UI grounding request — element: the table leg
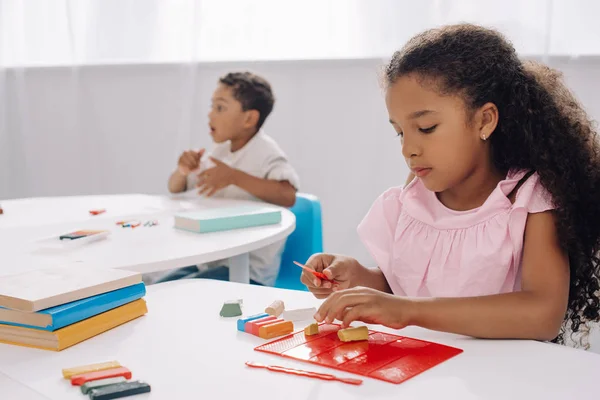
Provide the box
[229,253,250,284]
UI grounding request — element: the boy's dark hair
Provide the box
[385,24,600,344]
[219,72,275,131]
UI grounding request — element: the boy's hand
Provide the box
[197,157,238,197]
[300,254,369,299]
[314,287,413,329]
[177,149,205,176]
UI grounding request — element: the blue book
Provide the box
[174,205,282,233]
[0,283,146,331]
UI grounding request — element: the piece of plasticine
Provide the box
[245,316,277,335]
[249,317,284,336]
[220,300,243,317]
[264,300,285,317]
[62,361,121,379]
[71,367,132,386]
[88,381,151,400]
[304,322,319,336]
[237,313,269,332]
[81,377,127,394]
[337,326,369,342]
[259,320,294,339]
[282,307,317,321]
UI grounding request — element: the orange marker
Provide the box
[89,209,106,216]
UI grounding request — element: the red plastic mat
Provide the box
[254,323,462,384]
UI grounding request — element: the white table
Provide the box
[1,279,599,400]
[0,194,295,283]
[0,371,49,400]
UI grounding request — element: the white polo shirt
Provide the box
[186,131,300,286]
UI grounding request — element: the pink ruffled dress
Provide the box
[357,170,555,297]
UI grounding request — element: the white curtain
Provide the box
[3,0,600,67]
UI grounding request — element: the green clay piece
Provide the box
[81,377,127,394]
[220,299,243,317]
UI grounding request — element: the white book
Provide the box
[0,265,142,312]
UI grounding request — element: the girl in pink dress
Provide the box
[303,24,600,347]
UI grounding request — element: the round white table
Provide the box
[0,193,296,283]
[0,279,598,400]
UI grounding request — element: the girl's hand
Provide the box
[314,286,414,329]
[300,254,369,299]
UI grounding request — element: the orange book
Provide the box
[0,299,147,351]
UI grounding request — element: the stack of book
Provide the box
[0,264,147,351]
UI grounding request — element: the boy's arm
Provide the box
[231,171,296,207]
[168,170,187,193]
[197,157,297,207]
[169,149,204,194]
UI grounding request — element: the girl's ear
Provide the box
[476,102,499,141]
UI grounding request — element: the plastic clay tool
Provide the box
[293,261,335,283]
[245,361,363,385]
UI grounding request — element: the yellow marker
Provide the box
[304,322,319,336]
[337,326,369,342]
[61,361,121,379]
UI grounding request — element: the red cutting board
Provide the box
[254,323,462,384]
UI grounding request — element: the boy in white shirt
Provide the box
[163,72,299,286]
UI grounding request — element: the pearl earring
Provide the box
[482,135,487,141]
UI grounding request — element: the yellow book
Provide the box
[0,299,147,351]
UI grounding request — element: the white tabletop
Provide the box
[0,194,295,277]
[0,371,49,400]
[0,279,598,400]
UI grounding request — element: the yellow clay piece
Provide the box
[337,326,369,342]
[304,323,319,336]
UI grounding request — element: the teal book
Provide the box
[174,205,282,233]
[0,283,146,331]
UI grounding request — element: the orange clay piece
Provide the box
[259,320,294,339]
[246,316,279,336]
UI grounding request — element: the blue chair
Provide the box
[275,193,323,291]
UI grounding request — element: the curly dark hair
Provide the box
[384,24,600,344]
[219,71,275,131]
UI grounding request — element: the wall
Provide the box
[2,57,599,265]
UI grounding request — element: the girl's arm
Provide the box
[409,211,569,340]
[316,211,570,341]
